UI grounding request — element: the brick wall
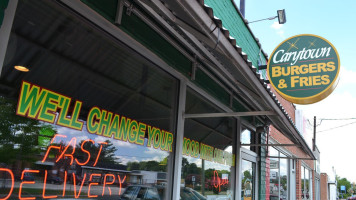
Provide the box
[320,173,328,200]
[296,160,302,200]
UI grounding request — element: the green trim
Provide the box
[195,69,230,106]
[204,0,268,79]
[120,7,192,77]
[81,0,117,23]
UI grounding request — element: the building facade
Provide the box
[0,0,315,199]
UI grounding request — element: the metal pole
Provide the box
[313,116,316,151]
[240,0,245,18]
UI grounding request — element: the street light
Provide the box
[277,9,287,24]
[247,9,286,24]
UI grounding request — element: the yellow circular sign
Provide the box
[267,34,340,104]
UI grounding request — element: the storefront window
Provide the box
[241,159,255,199]
[0,0,179,199]
[269,147,288,200]
[241,129,251,150]
[301,166,312,200]
[180,89,236,200]
[280,157,288,200]
[269,147,279,198]
[301,167,312,200]
[305,169,310,200]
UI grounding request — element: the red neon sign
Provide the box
[212,170,229,193]
[19,170,39,200]
[75,139,94,165]
[88,174,101,198]
[93,142,107,167]
[42,134,107,166]
[43,170,57,199]
[0,168,14,200]
[41,134,67,163]
[1,135,129,199]
[55,137,77,165]
[118,175,127,195]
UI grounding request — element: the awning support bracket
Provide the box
[184,111,276,119]
[267,156,315,160]
[115,0,125,24]
[241,143,300,147]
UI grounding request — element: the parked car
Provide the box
[47,176,64,184]
[22,173,35,181]
[180,187,207,200]
[69,174,88,185]
[269,194,282,200]
[119,185,161,200]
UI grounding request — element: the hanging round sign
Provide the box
[267,34,340,104]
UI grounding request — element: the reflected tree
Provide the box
[0,97,50,166]
[75,139,122,168]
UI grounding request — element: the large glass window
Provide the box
[301,166,312,200]
[180,89,236,200]
[269,147,279,198]
[241,159,255,200]
[241,129,252,151]
[280,156,288,200]
[269,147,288,200]
[0,0,179,199]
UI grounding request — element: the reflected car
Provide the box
[180,187,207,200]
[22,173,35,181]
[269,194,282,200]
[47,176,64,184]
[69,174,88,185]
[119,185,161,200]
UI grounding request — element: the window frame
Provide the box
[0,1,266,200]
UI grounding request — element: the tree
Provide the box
[337,176,352,198]
[75,139,120,167]
[0,97,50,166]
[127,162,140,170]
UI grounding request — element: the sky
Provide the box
[240,0,356,183]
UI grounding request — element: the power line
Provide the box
[317,121,356,133]
[320,118,356,121]
[307,117,356,127]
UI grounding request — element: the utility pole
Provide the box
[313,116,316,151]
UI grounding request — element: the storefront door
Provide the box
[241,148,257,200]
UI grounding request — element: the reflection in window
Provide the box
[269,147,288,200]
[180,89,235,200]
[280,158,288,200]
[301,167,312,200]
[0,0,178,199]
[241,160,255,199]
[305,169,310,200]
[241,129,251,150]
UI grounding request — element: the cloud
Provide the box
[271,21,283,30]
[338,66,356,88]
[142,156,162,162]
[144,147,169,158]
[116,156,139,165]
[270,22,285,38]
[277,30,285,38]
